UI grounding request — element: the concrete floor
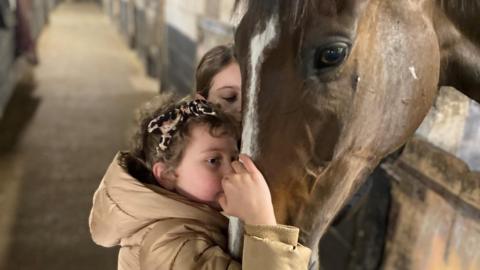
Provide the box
[0,2,158,269]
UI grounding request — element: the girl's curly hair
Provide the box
[119,93,240,186]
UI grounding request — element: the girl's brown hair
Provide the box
[120,94,239,185]
[195,44,236,98]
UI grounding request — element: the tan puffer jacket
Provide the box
[89,153,311,270]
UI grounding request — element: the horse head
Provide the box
[233,0,480,265]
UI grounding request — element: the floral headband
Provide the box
[147,99,216,151]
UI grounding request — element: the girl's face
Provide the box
[208,62,242,123]
[174,124,238,209]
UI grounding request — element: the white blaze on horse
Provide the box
[230,0,480,268]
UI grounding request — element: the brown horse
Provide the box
[232,0,480,268]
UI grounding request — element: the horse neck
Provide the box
[437,0,480,45]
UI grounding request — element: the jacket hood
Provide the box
[89,153,228,247]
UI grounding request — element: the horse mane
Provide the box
[438,0,480,14]
[438,0,480,44]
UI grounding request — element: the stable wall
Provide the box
[381,88,480,270]
[0,1,17,118]
[0,0,58,118]
[102,0,236,96]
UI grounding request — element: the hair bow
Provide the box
[147,99,216,151]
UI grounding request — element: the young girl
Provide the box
[89,95,311,270]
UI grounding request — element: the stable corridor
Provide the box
[0,2,157,269]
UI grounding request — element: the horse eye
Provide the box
[313,43,349,71]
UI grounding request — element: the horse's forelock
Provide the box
[236,0,479,18]
[235,0,314,29]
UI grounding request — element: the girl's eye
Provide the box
[223,95,237,103]
[207,158,221,166]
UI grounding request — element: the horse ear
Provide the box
[152,162,176,190]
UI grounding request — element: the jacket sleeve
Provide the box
[140,220,311,270]
[242,224,311,270]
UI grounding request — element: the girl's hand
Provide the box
[217,154,277,226]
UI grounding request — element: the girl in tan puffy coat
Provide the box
[89,96,311,270]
